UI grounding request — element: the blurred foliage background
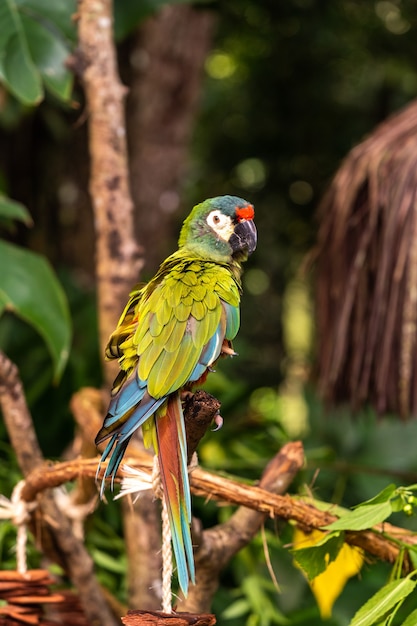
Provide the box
[2,0,417,624]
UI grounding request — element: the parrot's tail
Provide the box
[155,392,195,596]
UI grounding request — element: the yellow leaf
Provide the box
[293,528,364,619]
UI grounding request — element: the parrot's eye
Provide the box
[207,210,228,228]
[206,210,235,241]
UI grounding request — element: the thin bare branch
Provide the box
[0,351,118,626]
[76,0,143,384]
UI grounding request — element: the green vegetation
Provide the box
[1,1,417,625]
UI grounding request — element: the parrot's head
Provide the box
[179,195,257,263]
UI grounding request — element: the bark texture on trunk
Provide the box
[77,0,144,387]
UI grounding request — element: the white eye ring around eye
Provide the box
[207,210,226,228]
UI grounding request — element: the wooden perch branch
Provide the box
[0,351,119,626]
[16,443,416,570]
[122,610,216,625]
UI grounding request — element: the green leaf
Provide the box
[20,13,73,101]
[0,292,7,317]
[399,608,417,626]
[221,598,250,620]
[350,577,416,626]
[292,532,344,580]
[353,484,397,507]
[91,548,127,574]
[0,0,43,104]
[15,0,77,43]
[0,239,71,379]
[325,501,393,531]
[0,195,32,225]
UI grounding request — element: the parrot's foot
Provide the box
[212,413,224,431]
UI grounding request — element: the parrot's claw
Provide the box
[212,414,224,431]
[221,345,238,357]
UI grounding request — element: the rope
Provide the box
[119,454,200,613]
[152,455,172,614]
[54,487,97,540]
[0,480,37,573]
[161,492,173,614]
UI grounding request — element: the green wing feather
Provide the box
[104,255,241,400]
[131,255,241,398]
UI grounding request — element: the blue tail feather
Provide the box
[97,373,196,596]
[180,501,195,584]
[105,375,147,427]
[117,395,166,444]
[97,435,131,496]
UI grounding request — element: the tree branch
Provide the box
[76,0,143,385]
[0,351,119,626]
[17,445,415,571]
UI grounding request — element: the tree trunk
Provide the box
[77,0,144,387]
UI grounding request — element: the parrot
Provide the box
[95,195,257,596]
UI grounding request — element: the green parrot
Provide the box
[95,195,257,595]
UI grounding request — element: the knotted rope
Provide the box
[0,480,37,573]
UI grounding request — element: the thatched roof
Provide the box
[316,99,417,417]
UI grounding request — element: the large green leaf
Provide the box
[353,485,397,507]
[0,0,75,104]
[292,532,344,580]
[0,0,43,104]
[0,239,71,379]
[15,0,77,43]
[325,501,393,532]
[0,195,33,226]
[350,577,416,626]
[20,13,73,101]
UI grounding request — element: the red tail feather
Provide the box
[155,393,194,593]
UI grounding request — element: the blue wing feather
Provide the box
[104,376,147,427]
[224,301,240,340]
